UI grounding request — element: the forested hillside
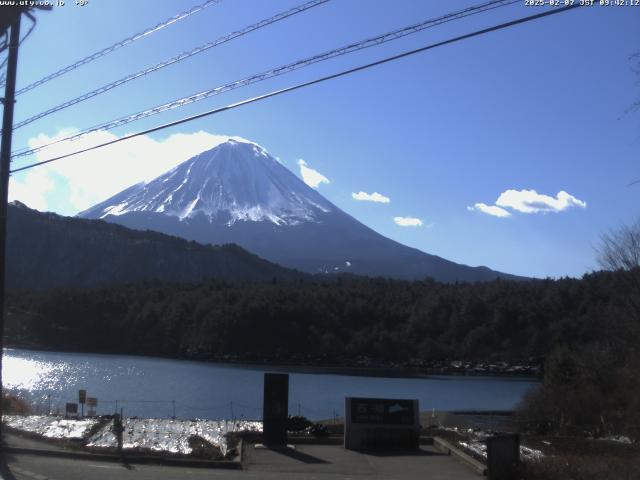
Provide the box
[7,202,307,290]
[6,270,636,367]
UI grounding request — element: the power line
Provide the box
[12,0,517,160]
[19,12,37,47]
[10,3,582,175]
[0,31,8,54]
[0,12,35,74]
[11,0,330,131]
[6,0,222,95]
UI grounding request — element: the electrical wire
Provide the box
[11,0,517,159]
[19,13,37,48]
[10,0,330,131]
[9,3,582,175]
[0,14,35,82]
[0,31,8,55]
[11,0,223,95]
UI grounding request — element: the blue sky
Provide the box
[5,0,640,279]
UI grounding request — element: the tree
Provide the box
[597,217,640,318]
[598,217,640,271]
[626,51,640,186]
[626,52,640,116]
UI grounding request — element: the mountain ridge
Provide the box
[6,201,308,291]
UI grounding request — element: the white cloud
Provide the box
[394,216,423,227]
[469,189,586,218]
[8,169,54,211]
[18,130,254,213]
[467,203,511,218]
[352,191,390,203]
[297,159,329,189]
[495,189,586,214]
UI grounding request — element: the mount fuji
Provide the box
[79,139,519,282]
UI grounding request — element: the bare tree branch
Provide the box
[598,218,640,318]
[598,219,640,271]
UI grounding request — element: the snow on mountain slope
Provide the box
[82,140,334,226]
[79,138,523,282]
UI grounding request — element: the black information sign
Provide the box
[350,397,415,425]
[78,389,86,404]
[263,373,289,445]
[65,402,78,414]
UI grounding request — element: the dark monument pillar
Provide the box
[487,433,520,480]
[262,373,289,446]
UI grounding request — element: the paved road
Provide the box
[3,433,71,453]
[2,444,480,480]
[4,454,232,480]
[244,444,480,479]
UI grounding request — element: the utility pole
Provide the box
[0,8,22,447]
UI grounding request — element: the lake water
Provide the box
[3,348,540,421]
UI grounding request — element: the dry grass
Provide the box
[522,434,640,479]
[2,394,31,415]
[431,426,640,480]
[523,454,640,480]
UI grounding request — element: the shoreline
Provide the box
[4,345,542,381]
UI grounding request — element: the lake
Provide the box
[3,348,540,421]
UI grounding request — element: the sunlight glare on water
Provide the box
[3,352,80,394]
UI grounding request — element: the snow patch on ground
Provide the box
[520,445,545,460]
[87,418,261,456]
[4,415,98,440]
[4,415,262,457]
[598,435,633,444]
[458,438,543,461]
[441,427,545,461]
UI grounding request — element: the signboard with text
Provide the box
[344,397,419,450]
[65,403,78,416]
[350,398,415,425]
[86,397,98,417]
[78,390,86,404]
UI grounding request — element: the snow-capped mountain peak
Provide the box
[79,137,521,282]
[81,139,334,226]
